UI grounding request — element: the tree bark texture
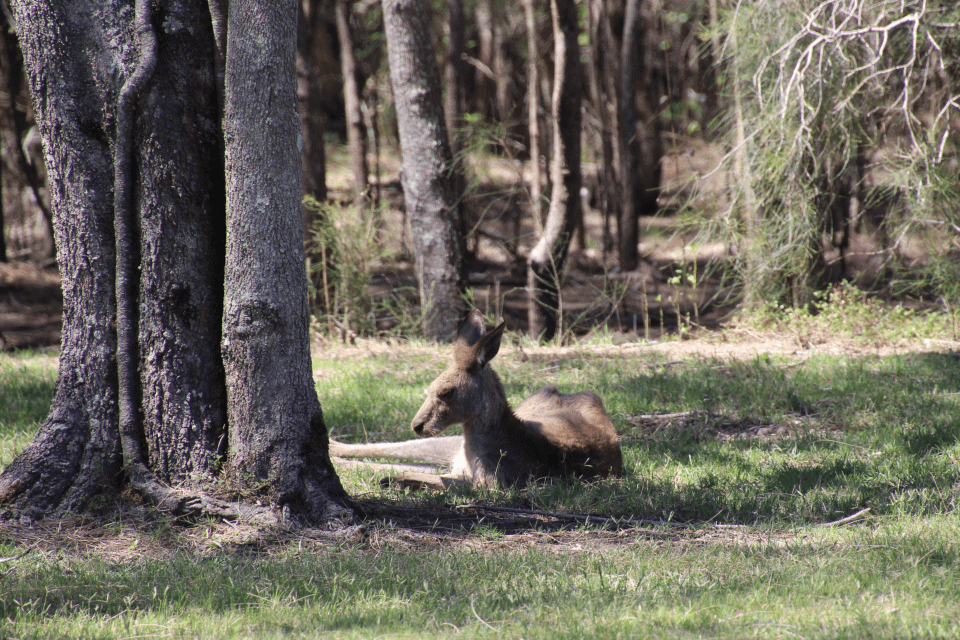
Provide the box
[527,0,582,342]
[383,0,466,341]
[221,0,351,524]
[619,0,663,272]
[0,0,351,525]
[335,0,369,204]
[0,0,227,517]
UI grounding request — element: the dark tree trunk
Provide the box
[475,0,495,117]
[619,0,663,272]
[444,0,467,157]
[527,0,582,342]
[0,0,142,518]
[383,0,466,341]
[335,0,369,204]
[0,0,351,526]
[298,0,328,209]
[587,0,621,258]
[0,139,5,263]
[222,0,352,524]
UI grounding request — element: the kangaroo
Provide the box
[329,309,623,489]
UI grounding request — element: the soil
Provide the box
[0,261,61,351]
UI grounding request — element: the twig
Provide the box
[818,507,871,527]
[632,410,704,421]
[455,504,694,529]
[470,596,496,631]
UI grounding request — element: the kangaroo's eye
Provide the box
[437,388,455,401]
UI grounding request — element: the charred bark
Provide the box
[619,0,663,272]
[298,0,328,208]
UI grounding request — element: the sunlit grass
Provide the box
[3,515,959,638]
[0,352,56,468]
[2,313,960,638]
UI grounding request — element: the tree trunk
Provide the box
[619,0,663,272]
[475,0,495,118]
[298,0,328,209]
[335,0,369,204]
[0,0,351,526]
[527,0,582,342]
[444,0,467,157]
[222,0,352,524]
[383,0,466,341]
[522,0,546,228]
[588,0,621,259]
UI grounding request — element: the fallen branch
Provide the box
[455,503,695,529]
[818,507,871,527]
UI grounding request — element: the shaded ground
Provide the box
[0,262,61,351]
[0,498,799,562]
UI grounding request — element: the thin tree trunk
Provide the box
[522,0,546,228]
[383,0,466,341]
[527,0,581,342]
[444,0,466,157]
[493,9,512,123]
[588,0,620,259]
[298,0,328,209]
[619,0,642,272]
[730,16,759,309]
[475,0,494,117]
[222,0,352,524]
[0,136,5,263]
[336,0,368,204]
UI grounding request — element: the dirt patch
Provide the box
[0,261,61,351]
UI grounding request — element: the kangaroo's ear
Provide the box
[475,322,506,368]
[455,309,486,347]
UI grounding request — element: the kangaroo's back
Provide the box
[511,386,623,481]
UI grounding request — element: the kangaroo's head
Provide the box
[411,309,506,438]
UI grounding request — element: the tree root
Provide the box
[126,462,279,526]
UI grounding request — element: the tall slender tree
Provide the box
[335,0,369,204]
[383,0,466,341]
[527,0,582,341]
[297,0,328,207]
[619,0,663,272]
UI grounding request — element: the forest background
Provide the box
[1,0,958,350]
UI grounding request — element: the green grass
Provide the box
[324,345,960,527]
[2,321,960,638]
[0,351,56,468]
[2,517,959,638]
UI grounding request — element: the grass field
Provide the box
[1,307,959,638]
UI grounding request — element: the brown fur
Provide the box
[330,310,622,489]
